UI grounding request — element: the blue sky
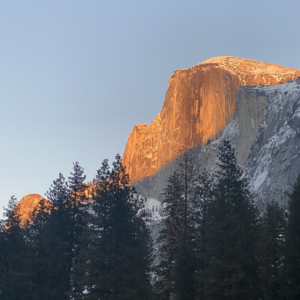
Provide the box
[1,0,300,212]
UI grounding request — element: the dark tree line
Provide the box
[1,143,300,299]
[0,155,152,300]
[154,141,300,300]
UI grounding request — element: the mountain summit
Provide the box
[122,56,300,185]
[14,194,51,226]
[14,57,300,216]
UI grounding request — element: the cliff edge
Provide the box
[123,56,300,184]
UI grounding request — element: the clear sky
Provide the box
[1,0,300,212]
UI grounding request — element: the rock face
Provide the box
[123,56,300,185]
[14,194,51,226]
[243,80,300,208]
[133,78,300,210]
[14,58,300,223]
[14,182,96,226]
[189,79,300,209]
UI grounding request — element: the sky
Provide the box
[1,0,300,213]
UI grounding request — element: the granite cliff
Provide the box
[14,57,300,218]
[13,183,95,226]
[243,80,300,208]
[14,194,51,226]
[123,56,300,187]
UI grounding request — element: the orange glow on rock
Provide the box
[13,194,52,227]
[122,56,300,184]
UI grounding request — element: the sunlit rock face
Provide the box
[14,194,51,226]
[123,56,300,184]
[123,113,161,186]
[14,183,96,226]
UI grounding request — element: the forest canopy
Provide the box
[1,143,300,300]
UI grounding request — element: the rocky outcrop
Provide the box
[14,58,300,222]
[139,79,300,210]
[243,80,300,209]
[123,114,161,186]
[193,79,300,209]
[14,182,96,226]
[123,56,300,185]
[14,194,51,226]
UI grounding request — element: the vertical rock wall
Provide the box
[123,56,300,184]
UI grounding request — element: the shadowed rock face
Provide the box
[123,56,300,184]
[14,194,51,226]
[242,80,300,209]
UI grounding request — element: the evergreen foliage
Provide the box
[156,148,197,300]
[282,174,300,299]
[66,162,88,298]
[156,171,184,299]
[72,155,153,300]
[205,140,261,300]
[2,146,300,299]
[25,198,52,299]
[0,196,32,299]
[44,173,71,299]
[192,170,214,300]
[260,200,285,300]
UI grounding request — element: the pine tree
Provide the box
[73,155,153,300]
[46,172,70,209]
[44,173,71,299]
[173,238,197,300]
[205,140,261,300]
[109,155,152,299]
[282,174,300,299]
[156,148,197,300]
[66,162,88,298]
[260,200,285,300]
[192,170,214,300]
[71,158,113,298]
[176,147,196,240]
[156,171,184,299]
[0,196,32,299]
[0,217,5,295]
[25,198,52,300]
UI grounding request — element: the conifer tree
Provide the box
[156,148,197,300]
[25,198,52,300]
[205,140,260,300]
[282,174,300,300]
[176,147,196,241]
[44,173,70,299]
[192,170,214,300]
[73,155,153,300]
[0,217,5,295]
[66,162,88,298]
[260,200,285,300]
[0,196,32,299]
[46,172,70,210]
[156,171,184,299]
[71,158,113,298]
[110,155,152,299]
